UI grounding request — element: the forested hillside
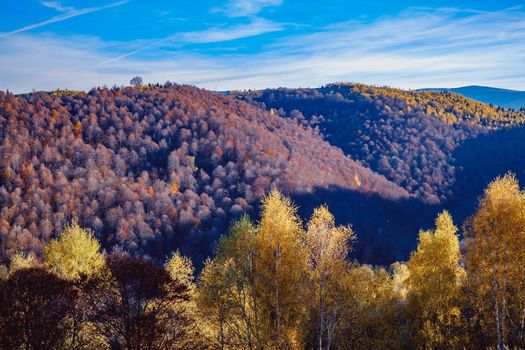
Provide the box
[245,83,525,203]
[0,84,406,266]
[2,82,525,267]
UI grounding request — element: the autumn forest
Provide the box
[2,82,525,349]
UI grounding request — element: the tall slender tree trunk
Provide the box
[519,305,525,343]
[318,271,325,350]
[274,246,281,345]
[326,313,337,350]
[250,252,262,350]
[242,289,254,350]
[252,290,262,350]
[494,278,504,350]
[501,275,507,348]
[219,307,225,350]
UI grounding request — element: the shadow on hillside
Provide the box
[157,126,525,270]
[291,188,440,266]
[444,126,525,225]
[293,126,525,266]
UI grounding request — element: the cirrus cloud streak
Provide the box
[0,7,524,93]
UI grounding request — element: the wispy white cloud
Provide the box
[40,1,75,13]
[0,0,130,38]
[1,7,524,93]
[212,0,283,18]
[97,18,283,66]
[180,18,283,43]
[271,7,525,58]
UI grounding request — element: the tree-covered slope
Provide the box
[245,83,525,203]
[0,84,407,264]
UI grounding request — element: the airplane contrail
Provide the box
[0,0,130,38]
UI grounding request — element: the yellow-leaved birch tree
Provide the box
[254,189,308,349]
[406,210,465,349]
[465,174,525,350]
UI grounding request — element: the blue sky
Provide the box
[1,0,524,93]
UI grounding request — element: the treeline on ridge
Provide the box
[1,173,525,349]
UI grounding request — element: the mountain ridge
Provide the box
[418,85,525,110]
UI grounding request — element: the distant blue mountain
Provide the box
[419,85,525,110]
